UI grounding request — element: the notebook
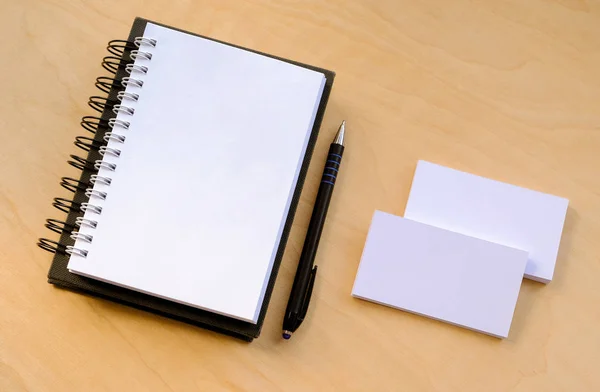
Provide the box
[38,17,335,340]
[352,211,528,338]
[404,160,569,283]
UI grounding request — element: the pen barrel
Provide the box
[322,144,344,187]
[283,143,344,331]
[302,143,343,263]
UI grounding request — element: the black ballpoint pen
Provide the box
[282,120,346,340]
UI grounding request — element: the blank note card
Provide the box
[352,211,528,338]
[404,161,569,283]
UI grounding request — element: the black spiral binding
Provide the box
[37,36,156,256]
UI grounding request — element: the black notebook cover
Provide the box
[42,17,334,341]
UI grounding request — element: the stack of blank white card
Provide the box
[352,161,569,338]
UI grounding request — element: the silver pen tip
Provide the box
[334,120,345,146]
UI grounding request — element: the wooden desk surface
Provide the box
[2,0,599,390]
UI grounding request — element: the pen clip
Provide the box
[298,266,318,322]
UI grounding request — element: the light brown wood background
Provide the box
[1,0,599,390]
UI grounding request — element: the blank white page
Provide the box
[404,161,569,283]
[68,23,326,323]
[352,211,528,338]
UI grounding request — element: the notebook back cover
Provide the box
[45,17,335,340]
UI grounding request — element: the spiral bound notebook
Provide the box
[38,17,335,340]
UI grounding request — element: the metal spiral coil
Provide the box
[74,136,103,152]
[99,146,122,157]
[60,177,90,193]
[130,50,152,61]
[112,104,135,116]
[45,219,75,235]
[125,64,148,75]
[66,246,88,258]
[117,91,139,102]
[85,188,108,200]
[90,174,113,186]
[80,203,103,214]
[52,197,81,213]
[109,118,130,130]
[134,37,157,47]
[120,77,144,88]
[88,96,118,113]
[38,239,68,255]
[68,154,96,171]
[70,231,94,243]
[94,160,116,171]
[103,132,126,144]
[81,116,109,134]
[95,77,120,94]
[76,217,98,229]
[107,39,136,57]
[39,35,157,258]
[102,56,129,74]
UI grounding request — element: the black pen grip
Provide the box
[282,143,344,333]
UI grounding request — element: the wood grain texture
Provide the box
[1,0,599,390]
